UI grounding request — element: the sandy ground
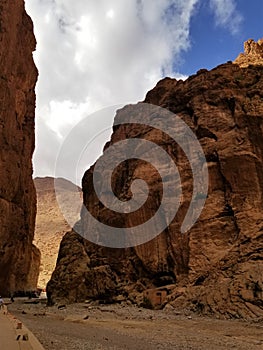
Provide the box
[7,300,263,350]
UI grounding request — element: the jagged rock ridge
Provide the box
[0,0,40,295]
[234,38,263,67]
[48,40,263,319]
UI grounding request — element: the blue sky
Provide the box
[24,0,263,184]
[179,0,263,75]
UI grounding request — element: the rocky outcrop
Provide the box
[48,44,263,319]
[0,1,40,295]
[34,177,81,289]
[234,38,263,67]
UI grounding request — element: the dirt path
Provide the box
[8,301,263,350]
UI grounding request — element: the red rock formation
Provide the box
[0,0,40,295]
[48,42,263,319]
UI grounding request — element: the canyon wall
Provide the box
[48,41,263,319]
[0,0,40,295]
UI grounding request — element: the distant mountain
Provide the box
[34,177,81,288]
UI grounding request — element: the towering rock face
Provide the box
[0,1,40,295]
[48,42,263,319]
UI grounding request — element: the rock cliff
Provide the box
[48,40,263,319]
[0,0,40,295]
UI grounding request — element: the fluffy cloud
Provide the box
[25,0,197,183]
[209,0,243,35]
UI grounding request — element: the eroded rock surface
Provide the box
[234,38,263,67]
[0,0,40,295]
[48,46,263,319]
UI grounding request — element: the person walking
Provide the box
[0,296,4,311]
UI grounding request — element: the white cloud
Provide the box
[209,0,243,35]
[25,0,199,183]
